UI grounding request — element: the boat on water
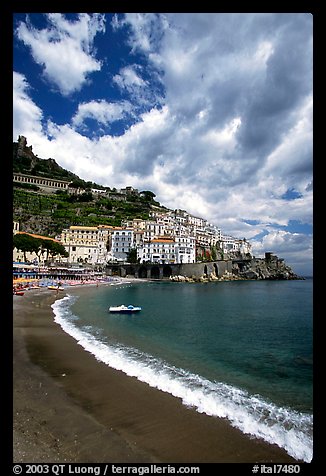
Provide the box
[48,285,65,290]
[109,304,142,313]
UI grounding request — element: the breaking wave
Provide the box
[52,294,313,463]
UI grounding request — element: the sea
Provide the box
[51,278,313,462]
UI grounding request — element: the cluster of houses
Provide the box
[13,208,252,266]
[13,136,252,267]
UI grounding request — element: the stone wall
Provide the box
[105,260,233,279]
[105,254,301,281]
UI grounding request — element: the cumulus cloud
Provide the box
[251,230,313,276]
[15,13,106,95]
[113,65,147,91]
[72,99,133,128]
[13,13,313,274]
[13,72,43,139]
[112,13,167,54]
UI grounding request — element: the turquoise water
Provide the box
[52,278,313,462]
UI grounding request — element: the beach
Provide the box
[13,287,298,464]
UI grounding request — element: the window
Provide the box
[72,246,76,251]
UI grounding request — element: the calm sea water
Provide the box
[51,278,313,462]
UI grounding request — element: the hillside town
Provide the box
[13,135,253,267]
[13,136,302,286]
[13,208,252,267]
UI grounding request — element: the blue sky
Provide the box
[13,13,313,275]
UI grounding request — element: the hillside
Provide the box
[13,136,104,189]
[13,137,167,236]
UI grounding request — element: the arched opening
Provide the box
[163,265,172,278]
[125,266,135,277]
[204,265,208,277]
[138,266,147,278]
[151,266,160,279]
[237,262,246,272]
[213,263,218,277]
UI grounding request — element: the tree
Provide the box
[69,179,87,189]
[41,239,68,261]
[140,190,156,202]
[51,241,69,259]
[210,245,217,261]
[127,248,138,263]
[77,191,93,202]
[13,234,40,262]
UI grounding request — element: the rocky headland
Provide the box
[170,253,303,283]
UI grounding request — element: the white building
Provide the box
[137,235,196,264]
[220,235,237,254]
[60,226,105,265]
[13,172,70,193]
[174,236,196,263]
[110,229,134,261]
[60,225,135,264]
[237,238,252,256]
[219,236,251,255]
[13,221,19,234]
[138,237,176,264]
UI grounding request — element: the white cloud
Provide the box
[113,65,147,90]
[13,72,43,139]
[72,100,133,128]
[13,13,313,275]
[113,64,164,109]
[113,13,166,54]
[16,13,105,95]
[251,230,313,276]
[262,95,313,193]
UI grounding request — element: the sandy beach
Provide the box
[13,287,298,464]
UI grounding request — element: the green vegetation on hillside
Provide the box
[13,188,162,236]
[13,139,166,236]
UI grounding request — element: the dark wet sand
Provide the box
[13,289,298,463]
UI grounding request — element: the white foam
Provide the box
[52,295,313,463]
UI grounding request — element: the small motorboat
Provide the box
[109,304,142,313]
[14,290,25,296]
[48,285,65,290]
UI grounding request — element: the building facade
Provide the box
[110,229,134,262]
[60,225,134,264]
[13,172,71,193]
[138,237,176,264]
[137,235,196,264]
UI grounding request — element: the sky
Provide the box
[12,13,313,275]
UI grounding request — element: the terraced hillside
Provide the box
[13,137,166,236]
[13,187,166,237]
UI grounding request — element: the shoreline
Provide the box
[14,289,299,463]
